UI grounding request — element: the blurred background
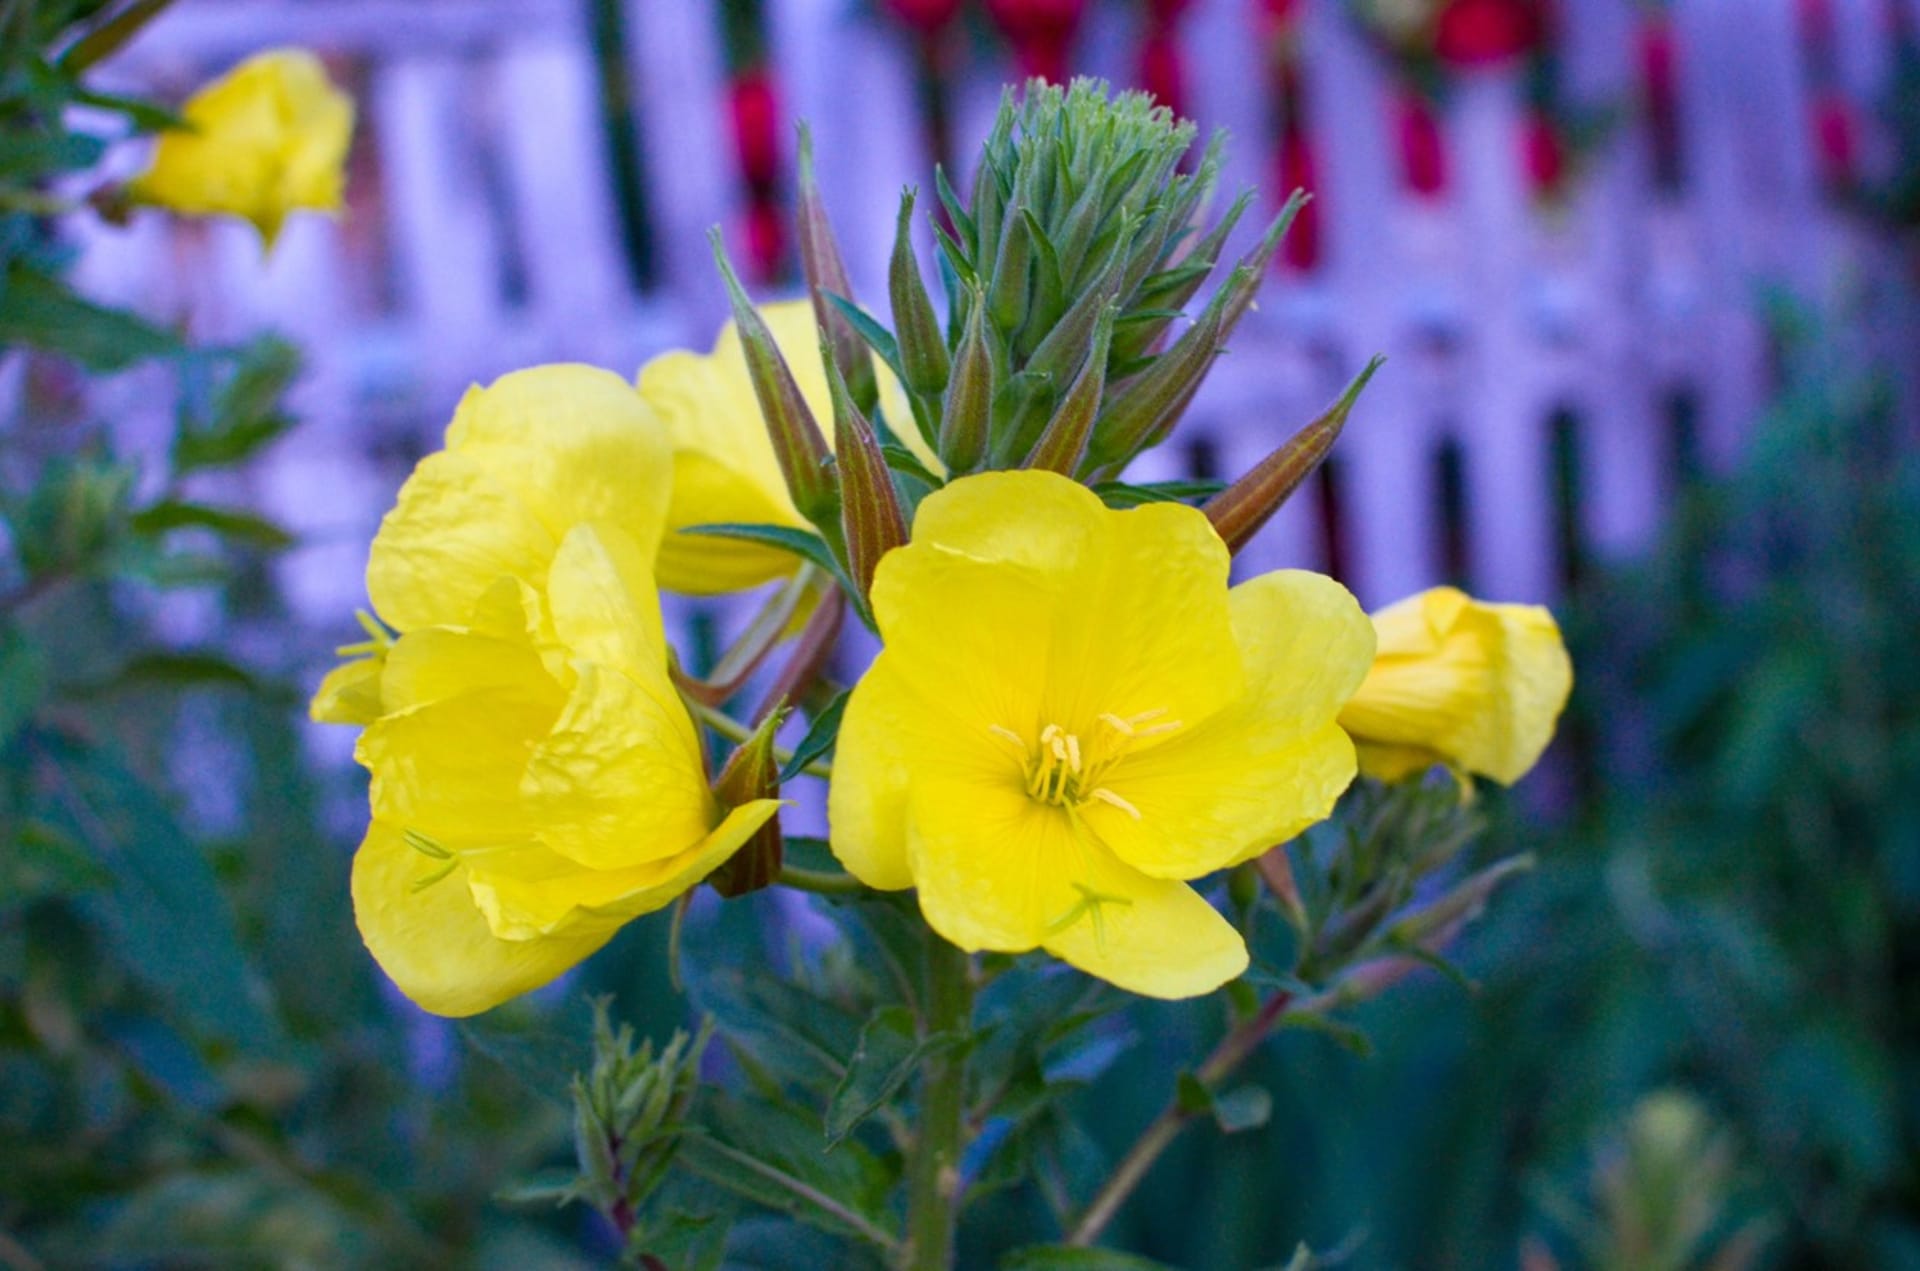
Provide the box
[6,0,1920,1267]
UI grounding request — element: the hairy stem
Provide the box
[901,935,972,1270]
[1066,991,1295,1247]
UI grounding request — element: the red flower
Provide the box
[1523,109,1565,194]
[743,198,785,283]
[1396,89,1447,196]
[1278,127,1320,271]
[1812,92,1858,186]
[729,70,782,189]
[1434,0,1542,67]
[882,0,963,35]
[986,0,1086,80]
[1139,28,1186,116]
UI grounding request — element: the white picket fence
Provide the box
[66,0,1919,634]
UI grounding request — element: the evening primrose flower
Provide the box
[827,470,1374,998]
[129,49,354,247]
[1338,586,1573,785]
[638,301,939,595]
[351,524,780,1016]
[310,364,671,726]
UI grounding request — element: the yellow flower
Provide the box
[638,301,940,595]
[1338,586,1573,786]
[827,471,1375,998]
[130,49,354,246]
[309,364,672,726]
[351,523,780,1017]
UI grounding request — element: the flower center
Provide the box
[988,710,1180,819]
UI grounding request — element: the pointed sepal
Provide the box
[890,187,950,399]
[1024,304,1117,474]
[823,338,909,602]
[796,123,877,411]
[708,706,787,899]
[1203,356,1382,554]
[940,282,995,473]
[709,231,839,527]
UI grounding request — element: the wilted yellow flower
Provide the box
[130,49,354,246]
[1338,586,1573,785]
[828,471,1374,998]
[638,301,939,595]
[310,364,672,726]
[351,524,780,1017]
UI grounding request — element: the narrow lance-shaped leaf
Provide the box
[796,123,877,411]
[890,187,949,398]
[823,337,908,602]
[1083,284,1227,473]
[940,282,994,473]
[709,231,839,526]
[1025,305,1117,474]
[1220,190,1308,330]
[1204,356,1382,554]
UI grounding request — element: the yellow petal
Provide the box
[377,627,554,717]
[521,662,712,870]
[893,471,1244,730]
[366,449,556,632]
[352,823,611,1018]
[309,655,385,725]
[367,367,670,632]
[1040,856,1248,1000]
[657,450,816,595]
[443,366,672,564]
[903,777,1246,998]
[640,300,940,595]
[544,522,668,678]
[357,687,558,844]
[827,650,1010,891]
[1339,587,1573,785]
[130,49,353,245]
[467,799,782,939]
[1082,570,1374,878]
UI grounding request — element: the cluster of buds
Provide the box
[713,79,1368,612]
[561,1002,713,1257]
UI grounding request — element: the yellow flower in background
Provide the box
[130,49,354,246]
[351,523,780,1017]
[828,471,1374,998]
[1338,586,1573,786]
[309,364,670,726]
[638,301,939,595]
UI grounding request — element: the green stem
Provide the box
[776,864,868,896]
[692,702,831,779]
[1066,990,1295,1247]
[901,935,971,1270]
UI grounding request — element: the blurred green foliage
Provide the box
[1039,313,1918,1270]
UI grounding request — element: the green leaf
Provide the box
[1092,478,1228,508]
[32,741,282,1052]
[0,130,105,182]
[880,444,944,491]
[781,689,849,783]
[457,995,598,1108]
[129,500,294,550]
[684,1092,896,1246]
[67,652,265,700]
[5,819,111,899]
[679,522,841,579]
[1210,1084,1273,1134]
[1278,1009,1375,1059]
[825,1005,964,1150]
[823,292,905,382]
[1002,1245,1179,1270]
[0,626,47,745]
[1175,1071,1212,1115]
[0,265,179,370]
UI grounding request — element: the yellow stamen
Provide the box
[997,710,1178,816]
[1090,787,1142,819]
